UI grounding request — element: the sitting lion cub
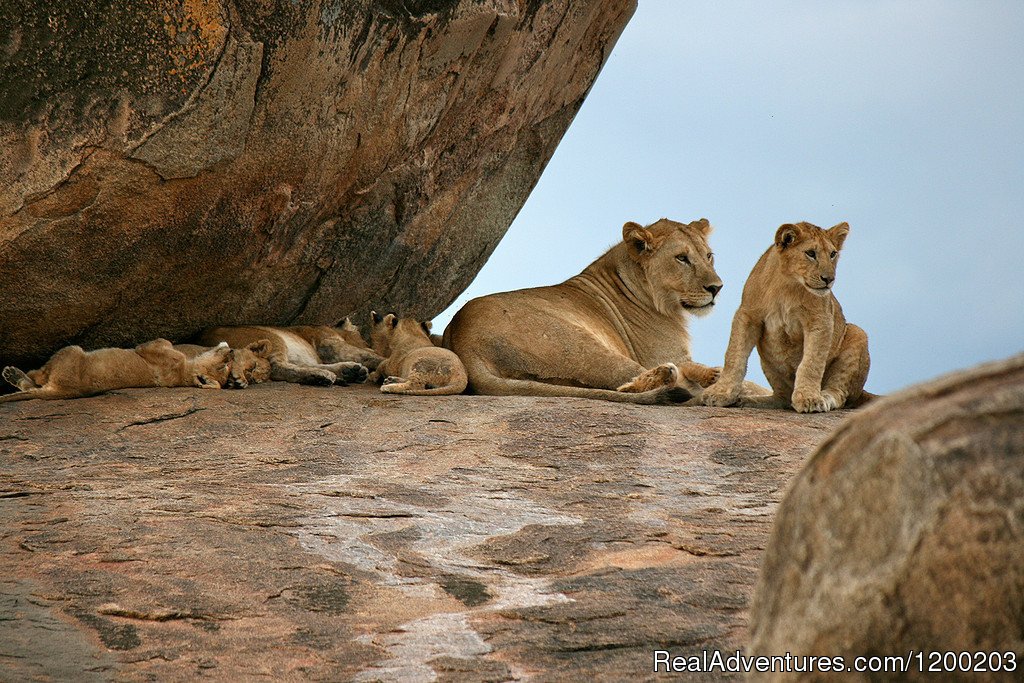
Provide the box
[197,325,379,386]
[1,339,232,402]
[703,221,871,413]
[369,313,468,396]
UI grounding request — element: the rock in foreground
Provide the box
[0,1,634,368]
[0,386,842,680]
[750,354,1024,680]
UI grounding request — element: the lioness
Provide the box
[1,339,232,402]
[175,342,272,389]
[197,325,378,386]
[369,313,468,396]
[702,221,872,412]
[442,218,725,404]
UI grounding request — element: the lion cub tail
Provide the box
[0,388,76,402]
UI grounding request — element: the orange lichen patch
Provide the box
[160,0,228,84]
[576,543,702,573]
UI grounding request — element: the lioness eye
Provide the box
[830,250,837,259]
[805,249,816,259]
[676,254,690,265]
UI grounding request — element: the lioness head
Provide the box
[226,340,273,388]
[774,221,850,295]
[622,218,723,317]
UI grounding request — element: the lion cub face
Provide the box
[774,221,849,295]
[226,340,273,388]
[191,343,233,388]
[622,218,723,317]
[369,312,432,355]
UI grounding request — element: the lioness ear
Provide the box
[622,221,653,256]
[775,224,799,249]
[246,339,273,357]
[827,222,850,251]
[692,218,713,237]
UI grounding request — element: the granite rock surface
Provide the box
[0,385,843,680]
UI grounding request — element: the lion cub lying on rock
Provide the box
[703,221,871,413]
[369,313,468,395]
[175,342,272,389]
[198,325,379,387]
[1,339,232,402]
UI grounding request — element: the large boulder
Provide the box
[0,1,634,368]
[749,354,1024,679]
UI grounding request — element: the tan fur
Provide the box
[175,342,272,389]
[1,339,231,402]
[197,325,379,387]
[703,221,871,413]
[337,317,372,350]
[368,314,468,396]
[442,218,726,404]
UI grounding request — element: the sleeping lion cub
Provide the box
[1,339,232,402]
[197,324,379,386]
[702,221,871,412]
[368,313,468,395]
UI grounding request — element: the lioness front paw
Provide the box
[701,381,740,407]
[792,388,834,413]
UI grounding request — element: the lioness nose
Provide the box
[704,284,722,297]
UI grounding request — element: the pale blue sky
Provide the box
[435,0,1024,393]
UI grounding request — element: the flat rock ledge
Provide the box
[0,386,843,681]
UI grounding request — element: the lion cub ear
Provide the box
[383,313,398,329]
[246,339,273,358]
[775,223,800,249]
[827,222,850,251]
[421,320,433,333]
[622,221,654,257]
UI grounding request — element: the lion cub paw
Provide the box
[792,388,838,413]
[382,376,402,385]
[3,366,31,390]
[617,363,679,393]
[701,381,740,407]
[682,364,721,388]
[195,375,222,389]
[335,363,369,385]
[301,369,337,387]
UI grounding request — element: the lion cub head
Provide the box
[191,342,233,388]
[622,218,723,317]
[370,311,432,356]
[226,340,273,388]
[774,221,850,295]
